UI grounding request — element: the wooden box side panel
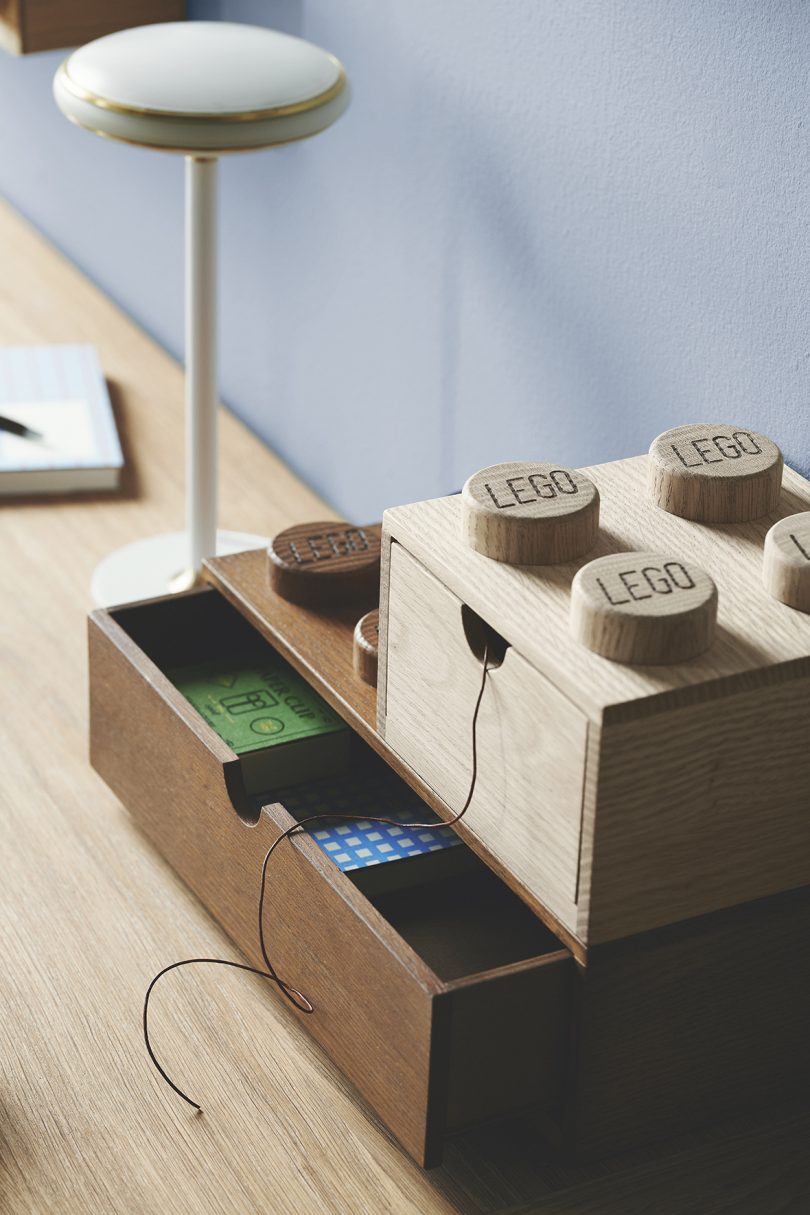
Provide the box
[381,541,586,930]
[582,673,810,943]
[568,888,810,1157]
[444,956,573,1134]
[88,613,266,957]
[3,0,184,54]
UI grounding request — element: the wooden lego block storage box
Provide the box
[87,434,810,1166]
[377,454,810,946]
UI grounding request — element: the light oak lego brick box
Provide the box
[377,456,810,946]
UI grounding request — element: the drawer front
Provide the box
[261,805,446,1166]
[381,542,588,927]
[265,804,573,1167]
[88,598,268,961]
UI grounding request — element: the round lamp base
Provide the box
[91,529,268,607]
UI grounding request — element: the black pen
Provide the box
[0,414,43,441]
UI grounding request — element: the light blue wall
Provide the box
[1,1,808,519]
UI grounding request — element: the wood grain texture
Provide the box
[382,543,586,927]
[381,458,810,719]
[269,840,573,1166]
[4,198,810,1213]
[353,607,379,685]
[1,0,185,54]
[570,551,717,664]
[582,670,810,941]
[648,424,783,523]
[268,521,382,607]
[462,463,599,566]
[762,511,810,612]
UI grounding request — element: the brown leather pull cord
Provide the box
[143,642,492,1112]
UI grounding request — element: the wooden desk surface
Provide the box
[1,201,808,1215]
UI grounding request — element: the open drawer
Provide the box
[88,587,574,1166]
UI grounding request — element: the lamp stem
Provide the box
[185,155,219,576]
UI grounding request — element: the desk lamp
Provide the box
[53,21,349,606]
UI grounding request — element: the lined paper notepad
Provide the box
[0,344,123,494]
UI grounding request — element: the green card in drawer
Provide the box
[168,656,350,793]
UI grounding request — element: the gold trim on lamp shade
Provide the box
[61,110,327,156]
[55,58,347,123]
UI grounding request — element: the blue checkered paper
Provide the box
[263,769,460,872]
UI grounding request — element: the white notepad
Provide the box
[0,344,124,494]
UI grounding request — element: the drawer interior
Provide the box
[109,588,351,797]
[271,755,566,983]
[110,588,567,980]
[352,850,564,981]
[272,768,572,1152]
[110,586,265,669]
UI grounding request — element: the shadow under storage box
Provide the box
[89,446,810,1164]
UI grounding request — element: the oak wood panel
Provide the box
[383,542,586,929]
[381,459,810,944]
[382,459,810,720]
[583,670,810,941]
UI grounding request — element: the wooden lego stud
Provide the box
[353,608,379,685]
[461,462,600,565]
[570,550,718,663]
[762,512,810,613]
[268,521,382,607]
[648,424,783,523]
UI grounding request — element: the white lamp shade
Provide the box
[53,21,349,154]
